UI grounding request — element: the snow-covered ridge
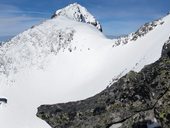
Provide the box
[114,17,165,46]
[51,3,102,32]
[0,24,75,77]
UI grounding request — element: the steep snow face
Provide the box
[52,3,102,31]
[0,3,170,128]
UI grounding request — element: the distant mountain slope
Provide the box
[114,18,165,46]
[0,3,170,128]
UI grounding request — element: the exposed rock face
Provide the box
[37,38,170,128]
[51,3,102,32]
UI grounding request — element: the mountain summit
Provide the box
[51,3,102,31]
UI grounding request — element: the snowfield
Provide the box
[0,3,170,128]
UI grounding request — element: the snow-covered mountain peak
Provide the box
[51,3,102,31]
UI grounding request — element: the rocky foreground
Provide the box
[37,38,170,128]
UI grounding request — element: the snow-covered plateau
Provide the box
[0,3,170,128]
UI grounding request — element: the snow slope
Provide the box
[0,3,170,128]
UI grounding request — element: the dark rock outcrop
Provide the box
[37,39,170,128]
[0,98,7,104]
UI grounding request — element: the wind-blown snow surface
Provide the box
[0,6,170,128]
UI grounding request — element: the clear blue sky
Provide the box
[0,0,170,41]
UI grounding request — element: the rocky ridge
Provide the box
[37,37,170,128]
[114,18,165,46]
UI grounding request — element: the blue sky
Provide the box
[0,0,170,41]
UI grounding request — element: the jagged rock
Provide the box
[154,90,170,128]
[119,109,160,128]
[37,39,170,128]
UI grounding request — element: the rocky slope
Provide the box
[37,38,170,128]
